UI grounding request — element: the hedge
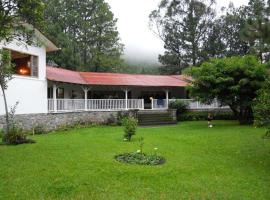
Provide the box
[178,110,236,121]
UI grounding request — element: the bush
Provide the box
[169,100,188,115]
[3,124,35,145]
[122,117,138,141]
[253,78,270,127]
[33,124,47,135]
[178,110,236,121]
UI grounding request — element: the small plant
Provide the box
[3,124,35,145]
[138,137,144,155]
[2,102,35,145]
[262,127,270,139]
[114,152,165,166]
[169,100,188,114]
[115,138,165,166]
[33,124,47,135]
[122,117,138,141]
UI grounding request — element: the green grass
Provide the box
[0,121,270,200]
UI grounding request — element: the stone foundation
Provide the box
[0,110,138,132]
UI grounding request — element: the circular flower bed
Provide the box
[115,152,165,166]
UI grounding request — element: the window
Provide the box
[7,49,39,77]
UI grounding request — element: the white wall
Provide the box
[0,41,48,115]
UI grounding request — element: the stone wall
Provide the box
[0,110,138,132]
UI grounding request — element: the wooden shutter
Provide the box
[31,56,39,77]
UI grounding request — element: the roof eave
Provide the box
[22,23,59,52]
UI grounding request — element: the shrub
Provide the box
[122,117,138,141]
[262,128,270,139]
[117,111,129,126]
[253,78,270,128]
[33,124,47,135]
[3,124,35,145]
[178,111,236,121]
[169,100,188,115]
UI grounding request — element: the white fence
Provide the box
[169,99,229,110]
[151,99,229,110]
[152,99,168,110]
[48,98,228,112]
[48,99,144,112]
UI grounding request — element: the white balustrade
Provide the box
[152,99,168,110]
[48,99,144,112]
[48,98,228,112]
[168,99,229,110]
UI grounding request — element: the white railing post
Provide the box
[53,84,57,112]
[165,90,169,109]
[124,89,128,110]
[151,98,154,110]
[84,89,88,111]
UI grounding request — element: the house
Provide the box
[0,27,225,130]
[0,27,192,116]
[0,28,58,115]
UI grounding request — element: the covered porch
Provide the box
[46,66,189,113]
[47,81,187,112]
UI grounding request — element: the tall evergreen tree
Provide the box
[43,0,124,72]
[241,0,270,63]
[206,5,250,58]
[149,0,215,74]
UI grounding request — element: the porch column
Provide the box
[82,87,90,111]
[165,89,169,109]
[125,89,128,110]
[53,84,57,112]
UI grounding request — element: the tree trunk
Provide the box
[229,104,239,118]
[238,106,254,125]
[1,84,9,142]
[229,104,253,125]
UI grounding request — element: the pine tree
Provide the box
[43,0,124,72]
[149,0,215,74]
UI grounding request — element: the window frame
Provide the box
[3,48,39,78]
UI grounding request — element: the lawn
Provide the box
[0,121,270,200]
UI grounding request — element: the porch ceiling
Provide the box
[46,66,188,87]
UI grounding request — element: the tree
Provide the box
[206,4,250,58]
[0,0,44,141]
[0,50,13,138]
[186,56,267,124]
[43,0,124,72]
[253,78,270,127]
[149,0,215,74]
[0,0,44,41]
[241,0,270,63]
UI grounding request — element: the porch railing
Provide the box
[48,99,144,112]
[152,99,168,110]
[171,99,229,110]
[151,99,229,110]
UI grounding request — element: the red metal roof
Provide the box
[46,67,86,84]
[46,66,188,87]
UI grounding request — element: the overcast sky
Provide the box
[105,0,249,65]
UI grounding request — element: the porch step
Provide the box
[138,110,177,126]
